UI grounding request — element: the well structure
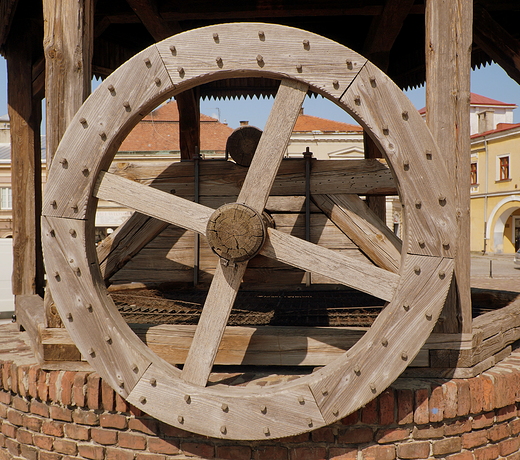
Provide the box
[1,1,520,459]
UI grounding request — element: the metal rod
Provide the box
[193,147,200,286]
[489,259,493,279]
[304,147,312,287]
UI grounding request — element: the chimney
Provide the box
[239,120,249,126]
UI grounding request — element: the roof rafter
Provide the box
[363,0,415,71]
[473,6,520,85]
[125,0,181,41]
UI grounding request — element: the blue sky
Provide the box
[2,55,520,129]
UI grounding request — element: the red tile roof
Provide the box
[293,113,362,132]
[419,93,517,115]
[120,101,233,152]
[471,122,520,139]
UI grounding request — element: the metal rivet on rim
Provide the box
[123,101,130,109]
[261,405,267,414]
[88,348,95,356]
[307,418,313,426]
[439,270,446,279]
[213,32,219,41]
[221,403,228,412]
[69,229,77,237]
[104,335,112,343]
[414,266,421,274]
[169,45,176,54]
[303,39,310,48]
[402,111,409,120]
[79,117,87,125]
[298,396,305,404]
[256,55,264,64]
[216,56,223,66]
[154,77,161,86]
[403,304,410,311]
[296,64,303,72]
[381,338,388,347]
[49,229,55,237]
[332,408,339,416]
[333,80,339,89]
[354,95,361,105]
[59,158,68,167]
[140,396,147,404]
[220,425,227,434]
[178,67,184,76]
[66,313,72,320]
[415,200,422,209]
[354,365,361,375]
[132,364,138,372]
[258,30,265,39]
[107,84,115,92]
[144,57,151,67]
[178,415,184,423]
[401,352,408,361]
[346,60,353,69]
[99,132,107,141]
[370,76,377,87]
[370,383,377,393]
[264,427,270,436]
[184,395,191,403]
[150,378,157,387]
[425,312,433,320]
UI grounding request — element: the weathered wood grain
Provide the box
[312,194,401,272]
[261,227,398,302]
[109,158,396,197]
[426,0,472,334]
[181,261,248,387]
[94,171,212,234]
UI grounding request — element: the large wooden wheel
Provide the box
[42,23,457,440]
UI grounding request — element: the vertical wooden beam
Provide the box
[363,133,387,222]
[425,0,472,334]
[176,88,201,160]
[43,0,94,165]
[5,24,44,299]
[42,0,94,326]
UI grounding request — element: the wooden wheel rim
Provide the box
[42,23,457,440]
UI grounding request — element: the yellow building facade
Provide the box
[471,123,520,254]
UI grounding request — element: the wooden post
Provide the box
[176,88,201,160]
[5,22,44,300]
[42,0,94,326]
[43,0,94,165]
[425,0,472,334]
[363,134,387,222]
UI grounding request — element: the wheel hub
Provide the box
[206,202,266,262]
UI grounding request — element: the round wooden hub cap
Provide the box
[206,203,266,262]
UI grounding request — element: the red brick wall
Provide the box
[1,355,520,460]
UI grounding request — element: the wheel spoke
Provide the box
[260,228,399,302]
[94,171,212,234]
[181,260,248,387]
[237,79,308,211]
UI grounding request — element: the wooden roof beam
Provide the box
[363,0,415,71]
[473,6,520,85]
[125,0,181,41]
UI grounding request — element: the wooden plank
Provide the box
[181,261,248,387]
[312,194,401,272]
[237,79,308,211]
[97,213,170,281]
[363,134,387,222]
[341,62,457,259]
[94,171,212,235]
[14,295,45,363]
[426,0,472,333]
[40,321,473,367]
[261,227,398,302]
[109,158,396,197]
[42,216,156,397]
[309,255,454,423]
[42,43,176,220]
[128,362,327,440]
[472,296,520,338]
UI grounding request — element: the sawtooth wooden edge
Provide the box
[42,23,456,439]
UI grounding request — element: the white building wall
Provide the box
[0,239,13,317]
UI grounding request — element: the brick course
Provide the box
[2,355,520,459]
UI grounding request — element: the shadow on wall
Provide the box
[0,239,13,318]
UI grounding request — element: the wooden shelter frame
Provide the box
[3,0,520,440]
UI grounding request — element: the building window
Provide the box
[498,155,510,181]
[0,188,12,210]
[470,162,478,185]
